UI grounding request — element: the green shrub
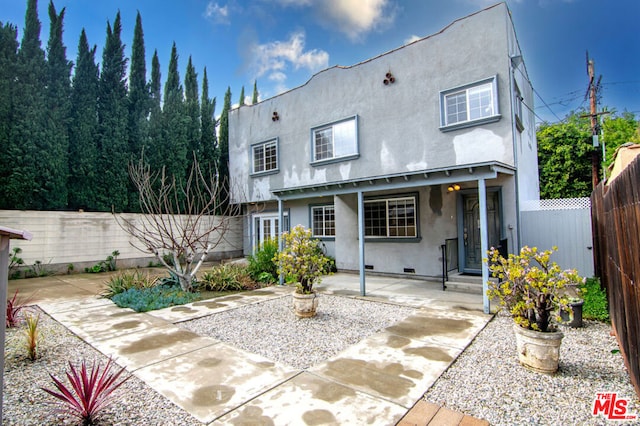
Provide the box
[111,285,199,312]
[247,239,279,283]
[198,263,258,292]
[580,277,609,322]
[102,271,158,298]
[9,247,24,279]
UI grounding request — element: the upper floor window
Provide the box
[311,205,335,238]
[440,76,500,131]
[311,116,358,164]
[252,139,278,175]
[514,82,524,132]
[364,195,417,239]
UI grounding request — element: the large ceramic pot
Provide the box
[513,324,564,374]
[292,291,319,318]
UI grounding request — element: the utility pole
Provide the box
[584,52,605,189]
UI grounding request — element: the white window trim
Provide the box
[364,194,419,240]
[251,138,279,176]
[439,75,501,132]
[310,115,359,165]
[311,204,335,238]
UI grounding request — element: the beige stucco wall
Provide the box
[0,210,243,272]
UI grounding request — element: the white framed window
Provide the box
[364,195,417,238]
[311,205,335,238]
[440,76,500,130]
[252,139,278,174]
[311,116,358,163]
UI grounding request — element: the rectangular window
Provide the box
[364,196,417,238]
[311,116,358,163]
[440,76,499,130]
[252,139,278,174]
[311,205,335,237]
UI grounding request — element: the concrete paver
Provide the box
[8,270,492,425]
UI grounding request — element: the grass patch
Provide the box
[580,277,609,322]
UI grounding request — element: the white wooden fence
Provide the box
[520,198,594,277]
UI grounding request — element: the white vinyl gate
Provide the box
[520,198,594,278]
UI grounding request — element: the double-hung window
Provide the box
[311,205,335,238]
[252,139,278,175]
[440,76,500,130]
[364,195,417,238]
[311,116,358,163]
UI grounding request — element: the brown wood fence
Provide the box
[591,155,640,398]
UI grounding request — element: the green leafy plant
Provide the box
[87,251,122,274]
[101,271,158,298]
[580,277,609,322]
[9,247,24,279]
[26,260,52,278]
[273,225,332,294]
[67,263,74,274]
[23,312,40,361]
[111,285,199,312]
[198,263,256,291]
[486,246,585,332]
[247,239,279,283]
[6,289,32,328]
[41,357,131,425]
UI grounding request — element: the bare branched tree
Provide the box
[114,155,241,291]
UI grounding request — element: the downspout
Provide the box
[509,55,522,251]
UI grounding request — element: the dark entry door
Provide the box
[462,191,501,273]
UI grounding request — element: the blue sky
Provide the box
[1,0,638,124]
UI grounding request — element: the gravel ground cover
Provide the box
[177,294,416,370]
[3,307,201,426]
[4,296,639,426]
[424,312,640,426]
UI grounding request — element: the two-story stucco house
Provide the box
[229,3,538,312]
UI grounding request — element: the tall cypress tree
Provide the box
[162,42,188,185]
[97,12,129,212]
[127,11,149,211]
[252,79,258,104]
[184,56,200,162]
[147,49,163,172]
[218,86,231,210]
[238,86,245,106]
[200,67,217,172]
[0,22,19,208]
[68,29,98,210]
[8,0,47,209]
[42,1,71,209]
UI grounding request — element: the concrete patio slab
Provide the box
[45,302,172,343]
[90,324,220,371]
[213,371,408,425]
[309,331,464,408]
[37,294,112,314]
[133,343,299,424]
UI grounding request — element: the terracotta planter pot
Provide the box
[292,291,319,318]
[513,323,564,374]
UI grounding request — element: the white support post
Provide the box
[478,179,490,314]
[278,198,285,286]
[0,236,9,422]
[357,191,366,296]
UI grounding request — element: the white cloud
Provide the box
[404,34,422,45]
[316,0,395,41]
[204,2,230,25]
[249,31,329,94]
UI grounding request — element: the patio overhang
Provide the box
[271,161,514,201]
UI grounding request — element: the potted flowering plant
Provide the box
[486,246,584,373]
[273,225,332,317]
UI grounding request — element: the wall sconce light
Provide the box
[383,72,396,85]
[272,111,279,121]
[447,184,461,192]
